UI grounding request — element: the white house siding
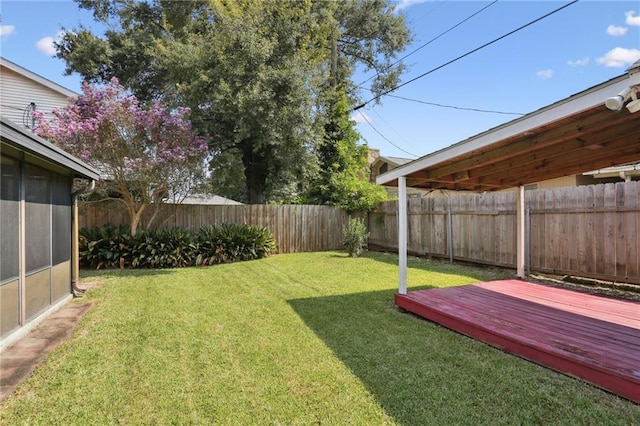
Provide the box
[0,64,75,131]
[536,175,578,189]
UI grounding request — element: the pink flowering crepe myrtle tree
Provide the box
[34,78,209,236]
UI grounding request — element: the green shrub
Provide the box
[343,217,369,257]
[131,228,196,268]
[195,224,277,265]
[80,223,277,269]
[80,224,132,269]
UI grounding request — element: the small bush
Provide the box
[343,217,369,257]
[196,224,278,266]
[80,223,277,269]
[79,224,132,269]
[131,228,196,268]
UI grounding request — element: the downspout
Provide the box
[71,179,95,295]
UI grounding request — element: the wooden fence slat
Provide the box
[80,181,640,284]
[369,181,640,284]
[79,202,348,254]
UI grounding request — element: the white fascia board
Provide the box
[377,74,629,185]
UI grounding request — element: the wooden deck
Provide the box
[395,279,640,403]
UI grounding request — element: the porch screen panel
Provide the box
[1,155,20,281]
[52,173,71,264]
[1,155,21,335]
[51,173,72,302]
[24,163,51,319]
[24,163,51,272]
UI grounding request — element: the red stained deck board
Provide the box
[476,280,639,325]
[407,289,640,365]
[396,280,640,404]
[425,286,640,347]
[407,288,638,369]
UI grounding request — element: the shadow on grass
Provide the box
[288,287,478,425]
[287,286,575,425]
[289,287,499,425]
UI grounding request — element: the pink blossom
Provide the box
[33,79,210,205]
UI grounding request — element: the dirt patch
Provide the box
[528,273,640,303]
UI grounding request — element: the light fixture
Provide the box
[605,87,632,111]
[626,98,640,113]
[605,86,640,113]
[625,86,640,113]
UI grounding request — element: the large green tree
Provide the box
[55,0,410,204]
[306,90,387,212]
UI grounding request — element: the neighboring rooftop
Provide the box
[177,194,244,205]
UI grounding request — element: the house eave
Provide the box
[1,116,100,180]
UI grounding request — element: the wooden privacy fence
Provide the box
[368,181,640,285]
[79,202,349,254]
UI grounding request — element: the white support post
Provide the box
[516,185,525,278]
[398,176,408,294]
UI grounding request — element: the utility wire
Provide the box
[370,108,415,145]
[357,111,418,158]
[358,0,498,88]
[388,94,525,116]
[353,0,579,111]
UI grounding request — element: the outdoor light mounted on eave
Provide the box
[605,59,640,113]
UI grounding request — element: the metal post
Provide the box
[516,185,526,278]
[525,206,531,278]
[398,176,407,295]
[447,206,453,263]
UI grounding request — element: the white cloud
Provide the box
[395,0,430,12]
[536,69,553,80]
[567,57,589,67]
[625,11,640,26]
[35,31,64,56]
[352,111,371,124]
[36,36,57,55]
[606,25,627,36]
[0,24,15,37]
[596,47,640,67]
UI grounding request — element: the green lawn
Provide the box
[1,251,638,425]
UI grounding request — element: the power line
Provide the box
[357,111,418,158]
[358,0,498,88]
[370,109,414,145]
[353,0,580,111]
[388,94,525,116]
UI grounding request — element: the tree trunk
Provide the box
[129,204,146,237]
[241,143,268,204]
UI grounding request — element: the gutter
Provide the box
[71,179,96,295]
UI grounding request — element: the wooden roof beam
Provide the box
[496,145,640,188]
[463,128,640,182]
[417,111,634,181]
[475,132,640,185]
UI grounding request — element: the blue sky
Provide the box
[1,1,639,159]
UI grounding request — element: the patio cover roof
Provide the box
[377,60,640,292]
[377,62,640,191]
